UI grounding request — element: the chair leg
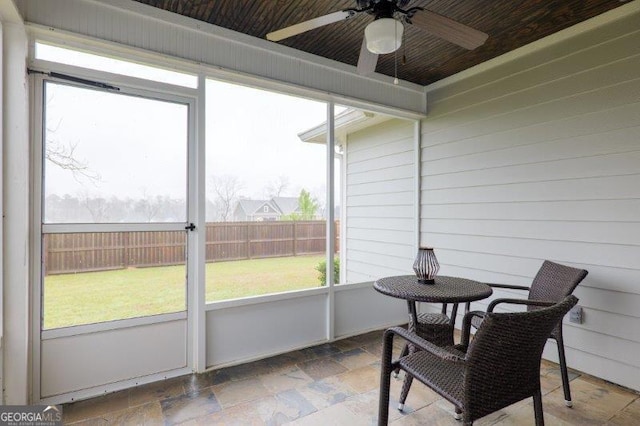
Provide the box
[454,407,462,420]
[393,343,409,378]
[461,409,472,425]
[533,389,545,426]
[555,335,573,407]
[378,330,396,426]
[398,374,413,411]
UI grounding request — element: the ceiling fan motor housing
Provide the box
[364,0,406,19]
[357,0,411,11]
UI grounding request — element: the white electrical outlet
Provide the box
[569,305,583,324]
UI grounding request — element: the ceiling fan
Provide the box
[266,0,489,77]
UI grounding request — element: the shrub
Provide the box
[316,258,340,286]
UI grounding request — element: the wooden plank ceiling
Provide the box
[134,0,628,86]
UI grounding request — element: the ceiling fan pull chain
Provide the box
[402,23,407,65]
[394,19,399,85]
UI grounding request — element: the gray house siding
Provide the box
[344,119,416,284]
[420,7,640,391]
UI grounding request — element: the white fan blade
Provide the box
[357,37,378,75]
[411,10,488,50]
[267,10,352,42]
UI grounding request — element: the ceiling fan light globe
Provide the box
[365,18,403,54]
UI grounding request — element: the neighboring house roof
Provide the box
[236,199,270,216]
[271,197,299,215]
[235,196,299,217]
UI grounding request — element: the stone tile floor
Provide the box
[63,329,639,425]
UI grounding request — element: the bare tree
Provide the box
[136,189,162,222]
[46,139,101,183]
[45,95,101,183]
[264,175,290,199]
[209,175,244,221]
[78,190,111,222]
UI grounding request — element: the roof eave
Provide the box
[298,109,392,144]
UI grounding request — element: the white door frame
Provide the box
[30,71,200,403]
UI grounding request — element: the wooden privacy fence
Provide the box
[44,220,339,275]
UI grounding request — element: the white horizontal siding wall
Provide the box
[420,4,640,391]
[345,118,416,283]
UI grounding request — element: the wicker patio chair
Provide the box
[469,260,588,407]
[393,303,459,407]
[378,295,579,426]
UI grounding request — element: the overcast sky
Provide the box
[206,80,328,201]
[45,82,189,200]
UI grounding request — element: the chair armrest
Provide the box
[385,327,466,364]
[487,298,556,312]
[485,282,530,291]
[466,284,528,315]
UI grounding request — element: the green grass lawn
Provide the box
[44,255,325,329]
